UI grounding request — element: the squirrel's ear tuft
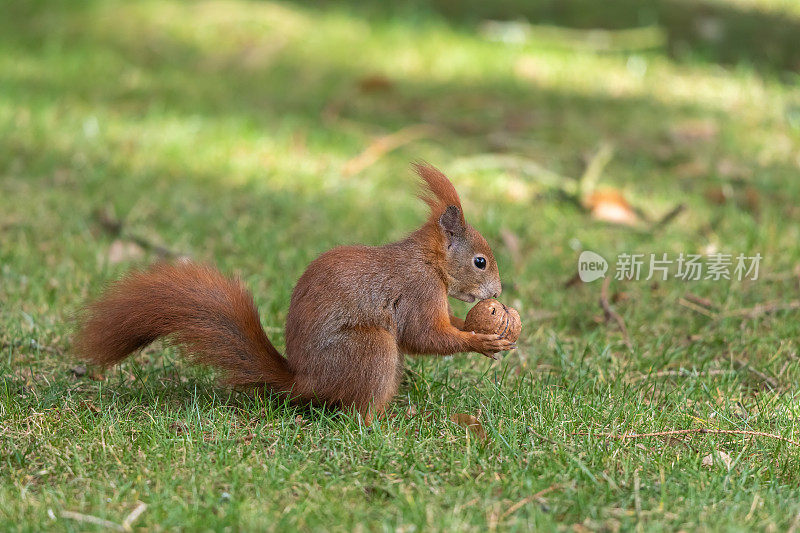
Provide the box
[438,205,465,240]
[414,163,465,223]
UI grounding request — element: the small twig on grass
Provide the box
[677,297,717,318]
[500,484,562,519]
[573,428,800,447]
[564,272,582,288]
[723,300,800,320]
[627,368,732,384]
[761,264,800,284]
[745,494,761,522]
[678,292,718,318]
[626,360,781,389]
[61,501,146,532]
[600,276,632,350]
[95,209,182,259]
[733,359,779,390]
[577,143,615,201]
[650,203,686,231]
[342,124,438,177]
[684,293,716,309]
[126,235,180,260]
[61,511,126,532]
[122,501,147,531]
[528,427,575,452]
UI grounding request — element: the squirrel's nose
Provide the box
[492,282,502,299]
[485,282,501,300]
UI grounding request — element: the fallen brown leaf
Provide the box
[358,74,394,93]
[743,186,760,213]
[704,186,731,205]
[451,412,488,442]
[585,189,638,226]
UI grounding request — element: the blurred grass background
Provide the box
[2,0,800,531]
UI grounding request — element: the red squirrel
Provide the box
[74,163,514,422]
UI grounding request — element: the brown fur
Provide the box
[73,164,513,422]
[73,262,294,390]
[414,162,465,224]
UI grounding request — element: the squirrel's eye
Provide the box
[473,256,487,270]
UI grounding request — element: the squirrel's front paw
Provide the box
[469,332,516,359]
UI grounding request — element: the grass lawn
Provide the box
[3,0,800,530]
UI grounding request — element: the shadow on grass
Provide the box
[297,0,800,74]
[0,0,753,168]
[3,0,797,293]
[5,0,798,227]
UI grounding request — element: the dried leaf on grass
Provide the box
[584,190,638,226]
[451,412,488,442]
[744,186,761,213]
[705,183,760,213]
[357,74,394,93]
[705,185,731,205]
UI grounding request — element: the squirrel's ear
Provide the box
[438,205,465,242]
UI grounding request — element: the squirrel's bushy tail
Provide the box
[74,261,295,390]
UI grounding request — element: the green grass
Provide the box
[3,0,800,530]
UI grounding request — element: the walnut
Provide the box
[464,299,521,343]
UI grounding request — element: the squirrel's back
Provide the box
[285,245,405,358]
